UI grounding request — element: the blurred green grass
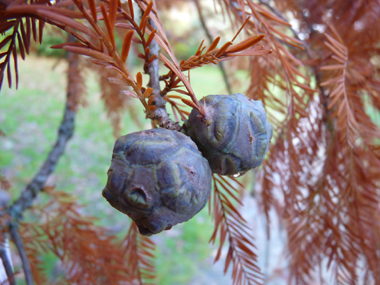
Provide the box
[0,55,241,284]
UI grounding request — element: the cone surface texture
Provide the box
[102,128,212,235]
[184,93,273,175]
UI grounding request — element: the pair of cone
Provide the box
[102,93,273,235]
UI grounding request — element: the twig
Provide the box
[146,25,160,92]
[193,0,232,94]
[0,239,15,285]
[146,17,181,130]
[8,224,33,285]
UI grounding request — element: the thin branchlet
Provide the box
[9,224,33,285]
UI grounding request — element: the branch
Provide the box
[193,0,232,94]
[146,18,180,130]
[8,224,33,285]
[145,21,160,92]
[0,239,15,285]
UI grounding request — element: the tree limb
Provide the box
[8,224,33,285]
[193,0,232,94]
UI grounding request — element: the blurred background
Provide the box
[1,0,311,284]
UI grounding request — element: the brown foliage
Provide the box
[19,188,156,284]
[1,0,270,119]
[2,0,380,284]
[97,64,131,138]
[218,1,380,284]
[67,52,87,111]
[212,0,380,283]
[0,176,11,191]
[210,175,263,285]
[122,223,156,284]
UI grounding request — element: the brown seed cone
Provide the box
[102,128,212,236]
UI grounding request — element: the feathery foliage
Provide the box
[20,188,134,284]
[1,0,380,284]
[210,175,263,285]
